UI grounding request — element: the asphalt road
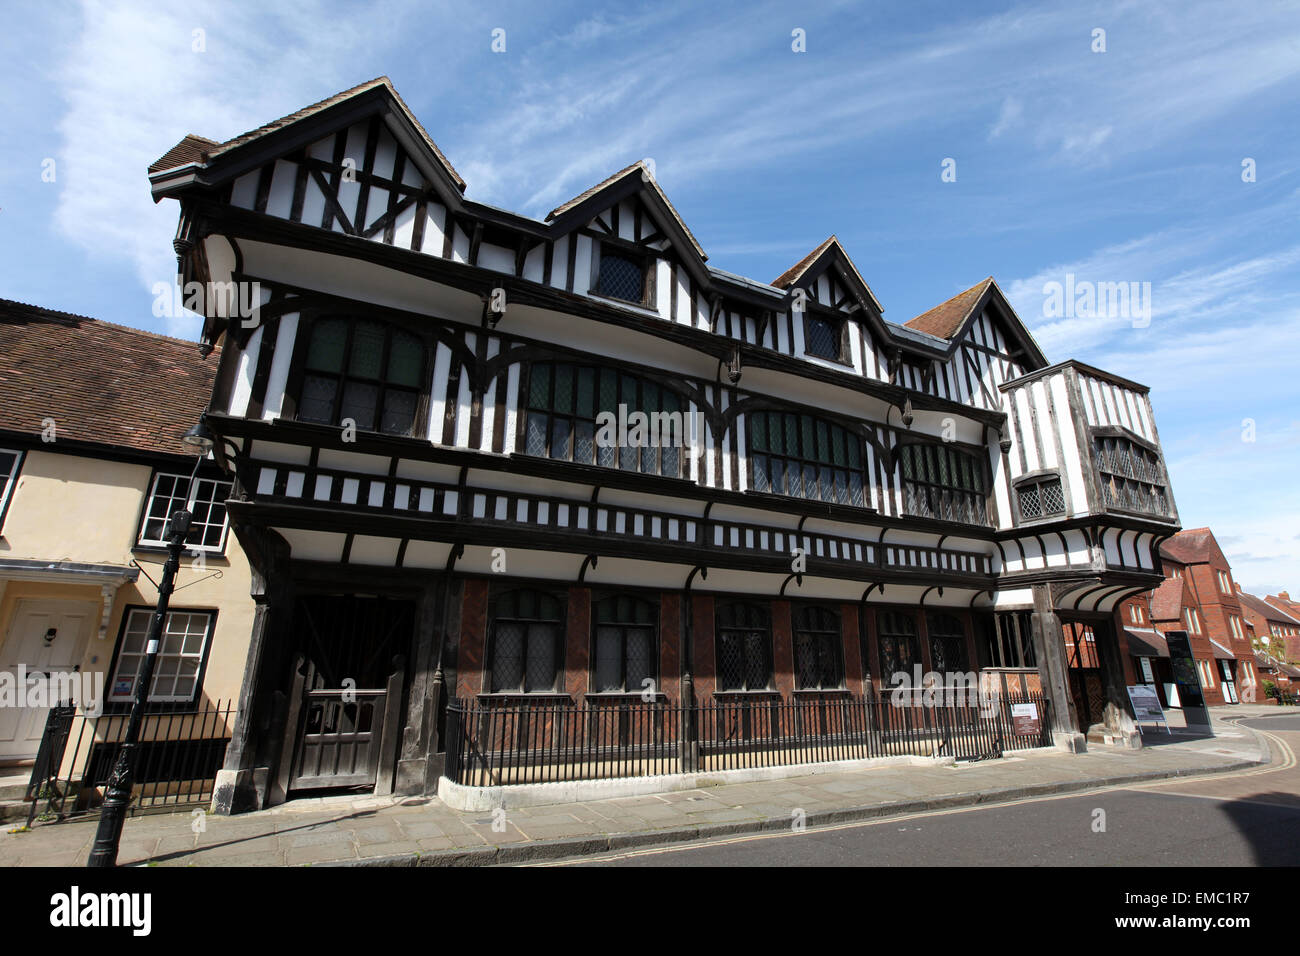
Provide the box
[556,715,1300,867]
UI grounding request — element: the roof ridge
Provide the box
[902,277,994,338]
[0,298,206,350]
[209,75,392,156]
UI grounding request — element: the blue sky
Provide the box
[2,0,1298,592]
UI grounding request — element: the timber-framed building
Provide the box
[147,78,1183,812]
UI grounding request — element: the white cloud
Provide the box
[50,0,419,336]
[988,96,1023,139]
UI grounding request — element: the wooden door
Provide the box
[282,595,412,794]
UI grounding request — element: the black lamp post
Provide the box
[87,420,215,867]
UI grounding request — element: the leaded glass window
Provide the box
[595,249,646,304]
[748,411,865,506]
[804,313,844,361]
[297,317,425,436]
[1093,436,1170,517]
[592,595,657,693]
[488,589,565,693]
[898,443,989,525]
[926,612,968,674]
[877,611,921,682]
[523,361,684,477]
[715,602,772,691]
[1016,476,1065,520]
[793,605,844,689]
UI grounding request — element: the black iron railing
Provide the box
[23,700,237,824]
[444,692,1052,787]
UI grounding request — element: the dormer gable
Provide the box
[906,277,1047,369]
[148,76,466,209]
[545,161,708,289]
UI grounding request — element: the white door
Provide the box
[0,600,95,761]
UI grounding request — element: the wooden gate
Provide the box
[279,595,413,796]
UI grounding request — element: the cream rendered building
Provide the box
[0,300,254,777]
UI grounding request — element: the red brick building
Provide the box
[1237,587,1300,669]
[1125,528,1257,706]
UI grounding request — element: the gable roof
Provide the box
[0,300,217,458]
[1159,527,1224,566]
[148,134,220,175]
[1265,593,1300,619]
[905,278,993,338]
[148,76,466,203]
[903,277,1048,367]
[1239,589,1300,626]
[1149,575,1191,622]
[545,160,705,262]
[770,236,884,316]
[147,77,1067,382]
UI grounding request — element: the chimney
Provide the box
[1235,582,1243,593]
[1281,590,1291,601]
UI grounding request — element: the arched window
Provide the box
[297,316,425,436]
[877,611,921,682]
[926,611,969,674]
[715,602,772,691]
[898,443,988,525]
[592,595,658,693]
[523,362,685,477]
[487,589,565,694]
[793,605,844,690]
[748,410,865,506]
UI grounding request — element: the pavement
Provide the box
[0,704,1280,867]
[563,714,1300,866]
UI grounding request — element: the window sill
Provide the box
[1012,513,1068,528]
[741,489,877,516]
[792,687,851,695]
[586,290,659,317]
[132,544,230,564]
[805,351,854,369]
[712,689,781,697]
[101,701,204,716]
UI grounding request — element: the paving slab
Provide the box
[0,707,1278,867]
